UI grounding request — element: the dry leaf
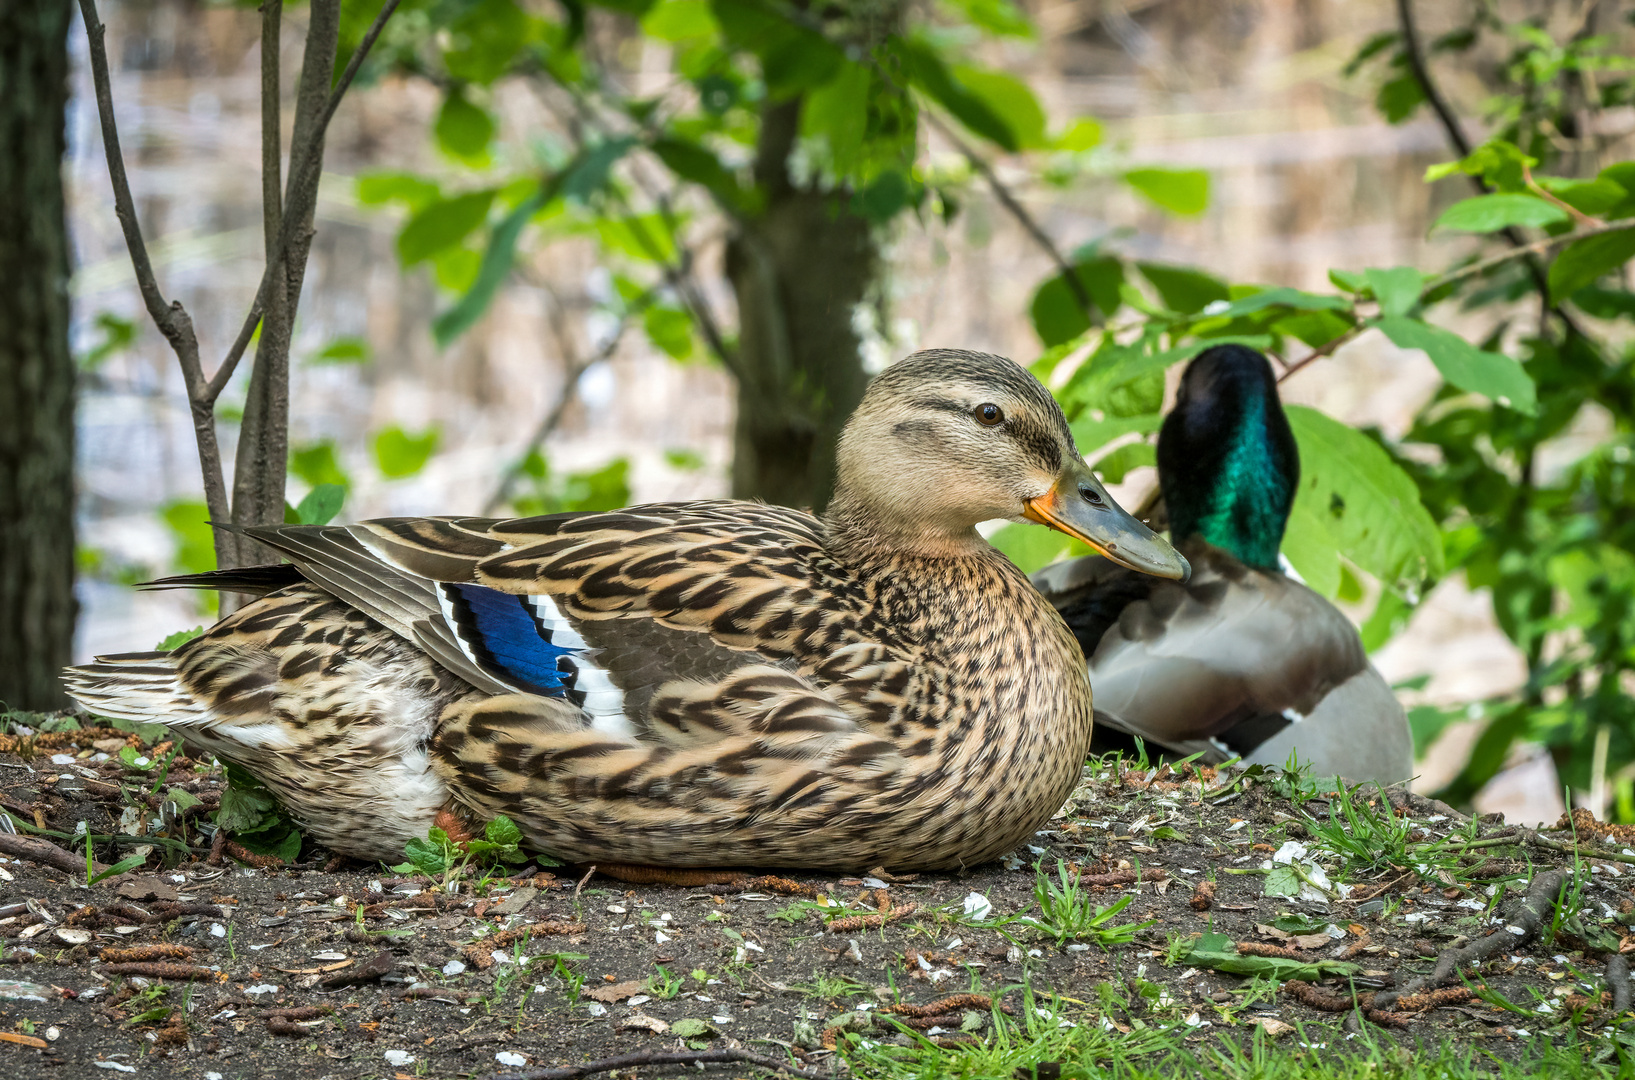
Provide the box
[1248,1017,1294,1038]
[587,980,645,1003]
[620,1014,669,1034]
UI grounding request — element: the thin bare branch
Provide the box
[924,111,1096,320]
[482,291,641,515]
[473,1047,828,1080]
[77,0,234,559]
[205,0,403,402]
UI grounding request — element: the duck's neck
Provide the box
[1158,375,1298,573]
[821,490,996,564]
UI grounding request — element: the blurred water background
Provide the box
[66,0,1591,822]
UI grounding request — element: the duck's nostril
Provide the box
[1079,484,1104,505]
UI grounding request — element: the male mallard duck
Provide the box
[1030,344,1411,784]
[66,350,1187,870]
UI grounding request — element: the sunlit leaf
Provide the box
[1055,117,1102,152]
[899,38,1017,152]
[1285,405,1443,592]
[642,0,719,41]
[1364,266,1426,317]
[1373,315,1537,414]
[160,501,215,575]
[310,336,370,365]
[952,65,1047,149]
[290,440,350,490]
[372,426,442,480]
[294,484,345,526]
[644,305,695,359]
[1433,193,1569,233]
[938,0,1033,38]
[1124,168,1209,216]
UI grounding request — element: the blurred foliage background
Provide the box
[60,0,1635,822]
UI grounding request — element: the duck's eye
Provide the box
[974,403,1004,426]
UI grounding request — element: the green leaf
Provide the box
[155,626,203,652]
[1055,117,1102,152]
[1284,405,1444,592]
[1425,139,1534,193]
[643,0,719,41]
[433,184,549,347]
[1433,193,1570,233]
[1092,441,1155,484]
[1204,287,1349,319]
[434,91,496,162]
[1280,498,1340,598]
[403,835,449,874]
[596,214,677,263]
[356,171,441,210]
[1028,257,1124,346]
[651,137,741,205]
[562,138,638,202]
[216,784,278,835]
[91,853,150,885]
[800,62,871,176]
[670,1017,718,1039]
[1408,703,1460,756]
[486,815,523,848]
[1373,315,1537,414]
[1184,931,1360,981]
[1570,285,1635,320]
[1376,71,1424,124]
[233,823,302,862]
[987,523,1078,575]
[644,306,695,359]
[760,32,845,100]
[164,787,202,812]
[1069,411,1160,457]
[372,426,440,480]
[938,0,1033,38]
[952,66,1047,149]
[310,336,370,365]
[1135,263,1228,314]
[294,484,345,526]
[1124,168,1209,216]
[290,440,350,490]
[1364,266,1426,317]
[79,312,137,370]
[397,190,496,266]
[1274,309,1354,349]
[1263,864,1300,897]
[160,500,216,575]
[443,0,530,85]
[1063,336,1272,416]
[899,39,1017,152]
[1548,226,1635,303]
[1534,176,1628,216]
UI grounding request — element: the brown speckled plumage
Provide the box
[65,350,1180,870]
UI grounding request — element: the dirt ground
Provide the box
[2,719,1633,1080]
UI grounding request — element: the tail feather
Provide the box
[62,653,204,728]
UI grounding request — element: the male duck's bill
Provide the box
[1022,459,1191,583]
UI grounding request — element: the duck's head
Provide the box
[1158,344,1300,572]
[827,348,1189,580]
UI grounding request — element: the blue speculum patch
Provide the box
[443,583,574,696]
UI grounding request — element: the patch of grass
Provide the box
[964,860,1153,948]
[646,964,683,999]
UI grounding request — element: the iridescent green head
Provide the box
[1156,345,1299,572]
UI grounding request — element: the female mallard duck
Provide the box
[66,350,1187,870]
[1031,344,1411,784]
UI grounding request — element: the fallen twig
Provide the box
[477,1047,826,1080]
[1608,953,1631,1017]
[0,832,111,878]
[825,903,918,934]
[1374,869,1565,1010]
[100,944,192,963]
[1076,869,1167,887]
[102,962,225,981]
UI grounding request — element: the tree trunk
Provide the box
[0,0,75,710]
[726,99,879,512]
